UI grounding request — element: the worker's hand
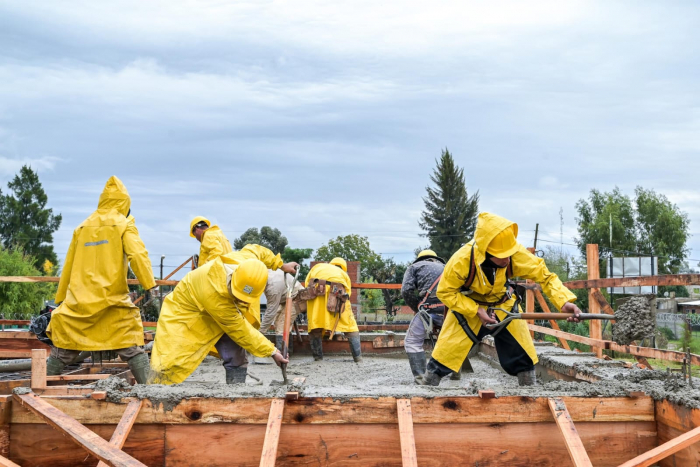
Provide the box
[562,302,582,322]
[281,262,300,275]
[476,307,498,325]
[271,350,289,367]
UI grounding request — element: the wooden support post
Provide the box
[12,393,146,467]
[534,290,571,350]
[396,399,418,467]
[526,249,536,338]
[617,425,700,467]
[96,400,143,467]
[548,397,593,467]
[31,349,46,390]
[259,399,285,467]
[587,244,602,358]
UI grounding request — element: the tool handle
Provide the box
[282,297,293,358]
[519,313,615,320]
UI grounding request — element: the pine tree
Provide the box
[419,149,479,260]
[0,165,62,268]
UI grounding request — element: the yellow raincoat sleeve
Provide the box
[511,246,577,310]
[232,244,284,270]
[436,247,480,318]
[199,233,220,265]
[206,299,276,358]
[123,217,157,290]
[55,231,78,303]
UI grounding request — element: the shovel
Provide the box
[280,265,300,384]
[484,309,615,333]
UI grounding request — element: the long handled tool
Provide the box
[484,310,615,332]
[280,266,300,384]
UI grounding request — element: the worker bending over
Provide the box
[46,176,156,383]
[150,244,297,384]
[190,216,232,266]
[402,250,472,380]
[304,258,362,362]
[259,269,304,352]
[416,213,582,387]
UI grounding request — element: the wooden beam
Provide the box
[47,374,111,382]
[528,324,608,348]
[396,399,418,467]
[618,424,700,467]
[590,289,615,315]
[12,393,146,467]
[31,349,46,390]
[96,400,144,467]
[0,350,32,358]
[259,399,285,467]
[564,273,700,290]
[478,390,496,400]
[163,256,193,280]
[548,398,593,467]
[587,244,602,358]
[534,290,571,350]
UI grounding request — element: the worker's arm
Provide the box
[436,249,480,318]
[199,233,223,265]
[401,265,420,312]
[206,298,277,358]
[237,244,284,270]
[511,246,577,310]
[123,217,157,290]
[55,231,78,303]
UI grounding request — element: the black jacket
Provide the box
[401,259,445,312]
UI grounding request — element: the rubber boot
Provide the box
[127,353,151,385]
[407,351,426,377]
[225,367,247,384]
[346,332,362,362]
[517,369,537,386]
[46,356,66,376]
[310,331,323,361]
[415,358,452,386]
[449,357,474,380]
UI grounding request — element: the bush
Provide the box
[0,246,53,318]
[657,327,676,341]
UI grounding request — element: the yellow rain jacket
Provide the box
[198,225,233,265]
[433,212,577,372]
[306,263,359,333]
[47,176,156,351]
[150,244,282,384]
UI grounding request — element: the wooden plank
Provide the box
[91,392,107,401]
[529,324,609,348]
[0,454,21,467]
[618,425,700,467]
[9,395,655,425]
[587,244,603,358]
[12,393,146,467]
[0,332,41,340]
[396,399,417,467]
[96,400,143,467]
[478,390,496,400]
[10,423,164,467]
[284,392,299,401]
[30,349,46,390]
[163,421,655,467]
[564,273,700,290]
[0,351,32,358]
[259,399,285,467]
[591,289,615,315]
[534,290,571,350]
[549,397,593,467]
[47,374,111,382]
[32,387,96,396]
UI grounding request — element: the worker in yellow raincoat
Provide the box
[416,212,582,387]
[149,244,298,384]
[305,258,362,362]
[46,176,157,384]
[190,216,233,266]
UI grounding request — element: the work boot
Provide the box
[449,358,474,380]
[407,351,426,377]
[346,332,362,363]
[127,353,151,385]
[415,358,452,386]
[310,331,323,361]
[46,356,66,376]
[517,369,537,386]
[225,367,247,384]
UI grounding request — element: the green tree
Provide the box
[366,257,408,319]
[419,149,479,260]
[0,165,62,268]
[575,186,690,276]
[314,234,382,280]
[0,246,54,318]
[233,226,288,254]
[281,247,313,281]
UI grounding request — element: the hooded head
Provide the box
[97,176,131,216]
[473,212,520,263]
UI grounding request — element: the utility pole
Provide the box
[534,223,539,249]
[559,207,564,254]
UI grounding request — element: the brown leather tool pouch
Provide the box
[326,282,349,314]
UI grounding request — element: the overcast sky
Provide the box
[1,1,698,279]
